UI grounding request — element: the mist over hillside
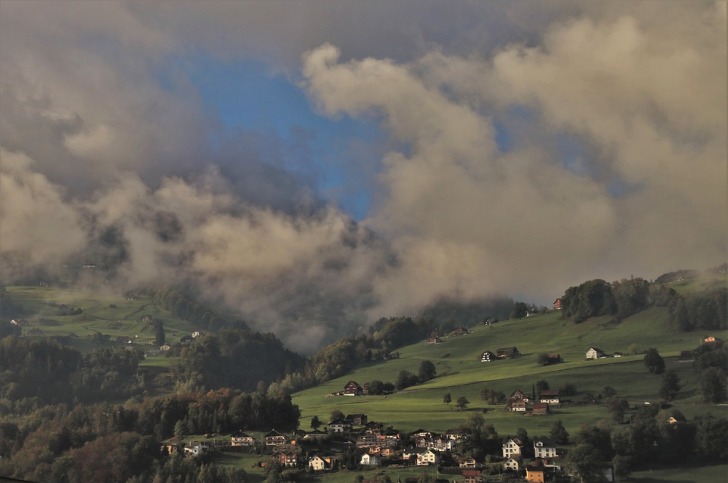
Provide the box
[1,2,725,353]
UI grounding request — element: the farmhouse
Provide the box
[272,450,297,467]
[416,448,439,466]
[264,429,288,446]
[553,298,562,310]
[230,430,254,446]
[344,380,363,396]
[544,353,562,365]
[308,455,336,471]
[502,438,523,458]
[531,403,550,416]
[480,351,497,362]
[533,438,558,458]
[496,347,521,359]
[328,419,351,433]
[508,400,528,412]
[586,347,607,360]
[538,390,560,406]
[509,389,530,402]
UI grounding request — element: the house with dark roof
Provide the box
[264,429,289,446]
[230,430,254,446]
[533,438,558,459]
[344,380,363,396]
[531,402,550,416]
[480,350,497,362]
[538,390,560,406]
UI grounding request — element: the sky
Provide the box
[1,1,726,353]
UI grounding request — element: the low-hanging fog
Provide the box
[1,1,725,353]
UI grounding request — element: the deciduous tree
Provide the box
[455,396,469,411]
[658,371,681,401]
[644,348,665,374]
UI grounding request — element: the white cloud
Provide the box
[0,1,725,352]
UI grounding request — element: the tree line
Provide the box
[0,388,298,482]
[560,273,727,331]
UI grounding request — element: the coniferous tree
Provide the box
[549,420,569,445]
[659,371,682,401]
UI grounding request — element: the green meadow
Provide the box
[3,285,194,356]
[293,309,728,435]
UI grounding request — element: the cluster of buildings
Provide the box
[505,389,560,416]
[159,382,580,481]
[186,417,575,482]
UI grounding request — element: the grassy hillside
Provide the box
[293,309,728,435]
[2,285,195,356]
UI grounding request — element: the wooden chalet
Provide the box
[480,350,497,362]
[344,380,363,396]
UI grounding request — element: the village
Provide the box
[163,378,601,483]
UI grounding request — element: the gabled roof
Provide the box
[539,389,560,397]
[231,430,252,438]
[533,437,556,447]
[265,429,287,438]
[503,437,523,447]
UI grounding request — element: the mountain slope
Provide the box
[292,308,728,435]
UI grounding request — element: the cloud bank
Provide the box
[1,1,725,352]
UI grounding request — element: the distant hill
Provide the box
[0,285,303,394]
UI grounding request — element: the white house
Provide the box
[502,438,523,458]
[533,438,558,458]
[417,449,439,466]
[586,347,607,360]
[308,455,332,471]
[503,458,520,471]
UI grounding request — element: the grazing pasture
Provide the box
[293,309,728,435]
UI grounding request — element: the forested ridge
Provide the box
[560,267,727,331]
